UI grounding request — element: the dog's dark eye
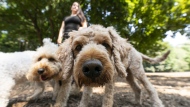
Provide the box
[75,45,82,51]
[102,43,110,49]
[38,57,42,61]
[48,57,55,62]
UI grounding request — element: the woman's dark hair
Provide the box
[74,2,86,22]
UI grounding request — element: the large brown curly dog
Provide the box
[57,25,170,107]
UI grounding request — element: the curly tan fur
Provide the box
[57,25,169,107]
[26,39,72,106]
[74,44,114,87]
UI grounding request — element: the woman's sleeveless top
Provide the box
[64,15,82,33]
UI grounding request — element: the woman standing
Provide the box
[57,2,87,44]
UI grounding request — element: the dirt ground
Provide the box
[8,72,190,107]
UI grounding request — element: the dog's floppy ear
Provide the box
[57,37,74,80]
[107,26,131,77]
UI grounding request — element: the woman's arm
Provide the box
[82,20,87,27]
[57,21,65,44]
[79,20,87,30]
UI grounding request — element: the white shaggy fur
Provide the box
[0,38,58,107]
[0,51,35,107]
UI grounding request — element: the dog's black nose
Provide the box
[82,59,103,79]
[38,68,44,75]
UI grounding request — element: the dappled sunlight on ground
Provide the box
[8,72,190,107]
[115,82,128,88]
[92,87,105,94]
[147,72,190,98]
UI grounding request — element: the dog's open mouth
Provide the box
[40,75,49,81]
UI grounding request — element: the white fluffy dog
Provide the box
[0,38,59,107]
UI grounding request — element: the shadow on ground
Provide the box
[8,72,190,107]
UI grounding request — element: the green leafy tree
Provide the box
[181,43,190,69]
[85,0,190,54]
[144,42,190,72]
[0,0,77,51]
[0,0,190,55]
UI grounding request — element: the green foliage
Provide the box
[0,0,190,72]
[85,0,190,54]
[0,0,189,52]
[144,42,190,72]
[0,0,189,65]
[0,32,20,51]
[0,0,78,51]
[181,43,190,69]
[1,0,190,52]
